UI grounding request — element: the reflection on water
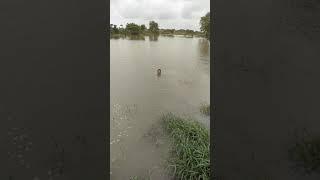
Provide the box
[161,34,174,38]
[128,35,145,40]
[198,38,210,57]
[110,34,161,41]
[110,36,210,179]
[148,34,159,41]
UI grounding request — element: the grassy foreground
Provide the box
[161,113,210,179]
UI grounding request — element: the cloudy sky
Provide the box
[110,0,210,31]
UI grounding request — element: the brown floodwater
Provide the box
[110,35,210,179]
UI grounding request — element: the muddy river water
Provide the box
[110,35,210,179]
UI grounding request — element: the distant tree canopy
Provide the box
[149,21,159,34]
[109,16,208,39]
[118,25,125,34]
[110,24,119,34]
[113,25,119,34]
[140,24,146,32]
[200,12,210,39]
[185,29,194,34]
[126,23,141,35]
[160,29,175,34]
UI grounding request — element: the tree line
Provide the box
[109,21,159,37]
[109,12,210,39]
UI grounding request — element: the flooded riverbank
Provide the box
[110,35,210,179]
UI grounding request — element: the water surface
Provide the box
[110,35,210,179]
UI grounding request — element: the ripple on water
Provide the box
[111,104,138,146]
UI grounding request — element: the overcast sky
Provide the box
[110,0,210,31]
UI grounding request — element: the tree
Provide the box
[149,21,159,34]
[125,23,141,35]
[113,25,119,34]
[162,29,174,34]
[200,12,210,39]
[140,24,146,32]
[185,29,194,35]
[110,24,114,33]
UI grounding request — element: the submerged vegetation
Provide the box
[161,113,210,179]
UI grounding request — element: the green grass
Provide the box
[200,103,210,116]
[161,113,210,179]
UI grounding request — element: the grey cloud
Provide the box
[110,0,209,30]
[181,2,204,19]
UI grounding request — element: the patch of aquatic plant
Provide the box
[200,103,210,116]
[288,129,320,174]
[161,113,210,179]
